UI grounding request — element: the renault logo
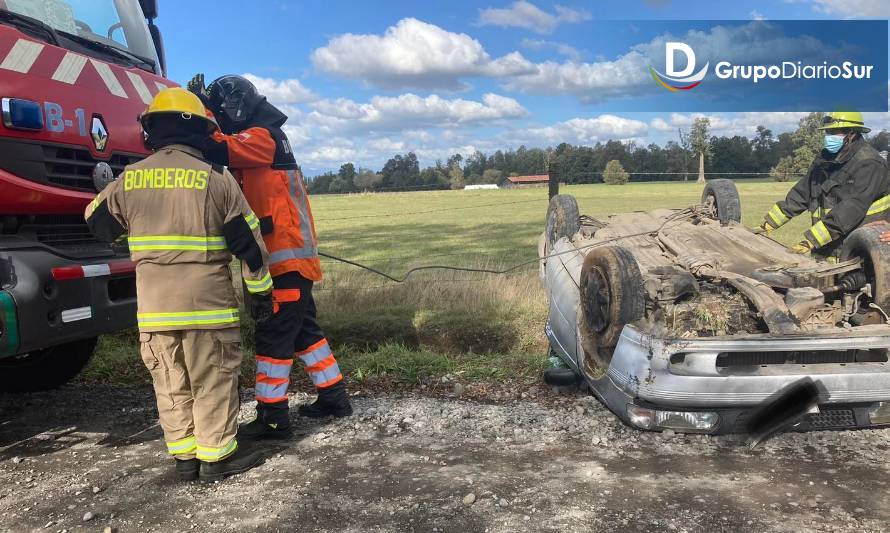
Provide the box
[91,115,108,151]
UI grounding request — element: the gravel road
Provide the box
[1,384,889,532]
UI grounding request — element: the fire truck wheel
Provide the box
[0,337,97,392]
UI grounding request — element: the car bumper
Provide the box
[548,323,890,434]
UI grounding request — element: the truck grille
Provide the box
[716,349,888,367]
[15,216,119,258]
[43,145,141,191]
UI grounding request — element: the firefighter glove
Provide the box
[250,292,275,324]
[754,221,774,235]
[790,240,814,255]
[186,73,208,102]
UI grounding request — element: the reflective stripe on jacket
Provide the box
[212,127,322,281]
[85,144,272,332]
[764,138,890,253]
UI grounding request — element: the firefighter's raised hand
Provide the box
[250,292,275,324]
[186,73,207,101]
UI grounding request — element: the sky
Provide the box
[152,0,890,174]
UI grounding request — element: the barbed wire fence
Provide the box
[310,170,797,293]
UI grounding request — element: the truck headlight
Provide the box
[868,402,890,425]
[627,404,720,433]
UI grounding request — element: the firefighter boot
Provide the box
[199,446,264,482]
[238,402,293,440]
[298,382,353,418]
[175,458,199,482]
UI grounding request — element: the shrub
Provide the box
[603,159,629,185]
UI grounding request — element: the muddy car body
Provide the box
[540,180,890,434]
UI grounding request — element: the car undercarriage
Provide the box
[540,180,890,434]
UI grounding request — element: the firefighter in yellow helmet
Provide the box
[85,88,274,482]
[759,111,890,257]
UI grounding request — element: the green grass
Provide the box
[80,179,802,387]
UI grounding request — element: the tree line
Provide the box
[307,113,890,194]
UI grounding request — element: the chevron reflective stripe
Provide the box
[128,235,227,251]
[126,71,154,104]
[867,195,890,216]
[807,221,832,247]
[245,272,273,294]
[767,204,789,227]
[166,435,197,456]
[89,58,128,98]
[52,52,88,84]
[0,38,43,73]
[137,308,240,328]
[297,339,342,388]
[196,438,238,462]
[244,212,260,231]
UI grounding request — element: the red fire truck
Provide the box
[0,0,169,391]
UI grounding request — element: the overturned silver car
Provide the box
[540,180,890,434]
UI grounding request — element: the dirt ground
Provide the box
[1,384,889,533]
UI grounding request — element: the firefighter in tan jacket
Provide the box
[85,88,273,482]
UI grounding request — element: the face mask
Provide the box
[823,134,845,154]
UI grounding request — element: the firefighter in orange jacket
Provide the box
[188,74,352,439]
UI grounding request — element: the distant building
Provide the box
[464,184,499,190]
[500,174,549,189]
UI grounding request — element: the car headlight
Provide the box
[868,402,890,425]
[626,404,720,433]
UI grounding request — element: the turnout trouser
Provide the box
[253,272,343,421]
[139,328,243,462]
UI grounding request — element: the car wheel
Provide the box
[579,246,645,367]
[840,225,890,313]
[545,194,580,250]
[702,179,741,225]
[0,337,97,392]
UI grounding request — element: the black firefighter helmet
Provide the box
[205,75,265,132]
[205,74,298,169]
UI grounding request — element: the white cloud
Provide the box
[242,73,316,104]
[654,112,812,137]
[477,1,591,34]
[805,0,890,17]
[305,92,528,134]
[518,115,649,144]
[311,18,534,90]
[505,21,847,101]
[503,51,649,100]
[749,10,766,20]
[520,38,582,61]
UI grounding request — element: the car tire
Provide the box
[0,337,97,392]
[545,194,580,250]
[579,246,645,366]
[840,225,890,313]
[702,179,741,225]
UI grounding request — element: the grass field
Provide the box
[81,180,804,387]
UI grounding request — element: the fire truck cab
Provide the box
[0,0,169,390]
